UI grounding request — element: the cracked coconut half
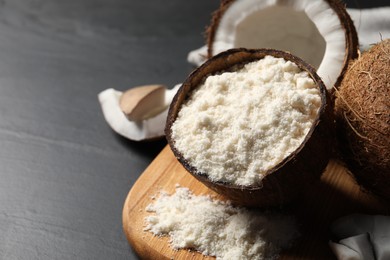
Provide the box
[188,0,358,91]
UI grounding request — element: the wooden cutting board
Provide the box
[122,145,388,260]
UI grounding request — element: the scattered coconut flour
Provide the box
[171,55,321,186]
[144,186,299,260]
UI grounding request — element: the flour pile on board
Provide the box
[145,187,299,260]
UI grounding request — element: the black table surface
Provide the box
[0,1,387,259]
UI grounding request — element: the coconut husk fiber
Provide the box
[335,39,390,203]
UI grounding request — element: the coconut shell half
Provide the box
[205,0,359,91]
[166,48,333,207]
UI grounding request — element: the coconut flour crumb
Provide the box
[171,55,321,186]
[144,187,299,260]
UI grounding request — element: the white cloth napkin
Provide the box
[187,7,390,66]
[330,214,390,260]
[348,7,390,50]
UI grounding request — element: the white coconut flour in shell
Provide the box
[145,186,299,260]
[171,56,321,186]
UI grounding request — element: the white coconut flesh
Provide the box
[98,84,180,141]
[211,0,346,90]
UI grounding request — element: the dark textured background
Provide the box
[0,0,387,259]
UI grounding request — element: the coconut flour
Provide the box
[171,56,321,186]
[145,186,299,260]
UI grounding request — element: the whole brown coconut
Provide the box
[335,39,390,203]
[166,48,333,207]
